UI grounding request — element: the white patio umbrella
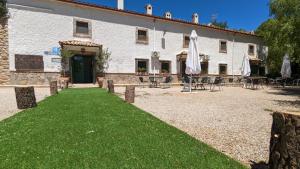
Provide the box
[185,30,201,92]
[281,53,291,79]
[241,54,251,88]
[241,54,251,77]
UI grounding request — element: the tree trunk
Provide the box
[107,80,114,93]
[125,85,135,103]
[14,87,37,109]
[269,111,300,169]
[50,81,58,95]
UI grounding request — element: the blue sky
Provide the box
[81,0,270,31]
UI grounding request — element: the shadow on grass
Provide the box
[250,161,269,169]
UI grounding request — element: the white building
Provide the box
[1,0,268,85]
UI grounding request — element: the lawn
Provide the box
[0,88,247,169]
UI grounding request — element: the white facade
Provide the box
[7,0,267,79]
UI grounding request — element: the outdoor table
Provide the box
[149,76,163,88]
[247,77,267,89]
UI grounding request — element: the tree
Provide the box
[211,19,228,29]
[95,48,111,76]
[0,0,7,18]
[60,48,74,77]
[256,0,300,74]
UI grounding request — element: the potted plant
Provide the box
[60,48,74,89]
[161,69,169,77]
[95,48,111,88]
[137,67,148,76]
[0,0,8,19]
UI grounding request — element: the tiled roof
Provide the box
[56,0,260,38]
[59,40,102,47]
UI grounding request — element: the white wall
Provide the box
[7,0,267,75]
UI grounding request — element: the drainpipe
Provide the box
[153,19,156,78]
[232,34,235,79]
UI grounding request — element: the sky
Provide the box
[81,0,270,31]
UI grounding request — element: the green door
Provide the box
[72,55,93,83]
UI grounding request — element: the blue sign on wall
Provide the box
[51,47,61,55]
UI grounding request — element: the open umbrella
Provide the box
[241,54,251,77]
[281,54,291,79]
[185,30,201,92]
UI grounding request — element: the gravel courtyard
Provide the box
[0,87,50,121]
[115,86,300,165]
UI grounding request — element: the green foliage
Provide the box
[0,0,7,18]
[60,48,74,77]
[0,88,247,169]
[211,19,228,29]
[256,0,300,74]
[95,48,111,75]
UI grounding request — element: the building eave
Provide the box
[56,0,261,38]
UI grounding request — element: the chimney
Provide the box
[117,0,124,10]
[192,13,199,24]
[145,4,152,15]
[164,12,172,19]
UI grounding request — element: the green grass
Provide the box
[0,88,246,169]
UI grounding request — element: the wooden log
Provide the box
[125,85,135,103]
[14,87,37,109]
[107,80,114,93]
[269,111,300,169]
[50,81,58,96]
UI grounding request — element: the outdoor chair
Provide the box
[210,77,223,91]
[293,79,300,86]
[160,76,173,89]
[270,77,285,87]
[195,77,206,90]
[138,77,148,88]
[242,77,252,88]
[182,75,191,92]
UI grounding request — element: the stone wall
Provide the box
[0,18,10,85]
[10,72,60,85]
[269,111,300,169]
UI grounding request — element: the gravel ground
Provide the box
[115,86,300,166]
[0,87,50,121]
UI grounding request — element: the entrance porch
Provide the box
[59,40,102,84]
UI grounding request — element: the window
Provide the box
[219,40,227,53]
[136,28,148,44]
[248,45,255,56]
[200,62,208,75]
[183,35,190,48]
[73,19,92,38]
[219,64,227,75]
[15,54,44,72]
[135,59,149,74]
[160,61,171,73]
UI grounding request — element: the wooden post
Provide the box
[269,111,300,169]
[14,87,37,109]
[50,81,58,96]
[125,86,135,103]
[107,80,114,93]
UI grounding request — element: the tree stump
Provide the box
[14,87,37,109]
[107,80,114,93]
[125,86,135,103]
[269,111,300,169]
[50,81,58,96]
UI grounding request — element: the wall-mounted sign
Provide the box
[44,47,61,56]
[52,47,61,55]
[51,58,62,63]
